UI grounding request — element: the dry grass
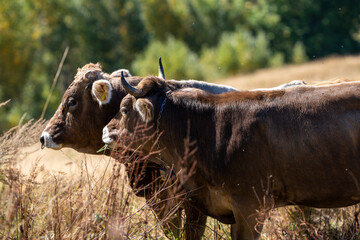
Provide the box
[0,106,170,239]
[217,55,360,90]
[2,55,360,239]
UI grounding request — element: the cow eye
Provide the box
[120,107,128,115]
[67,98,77,107]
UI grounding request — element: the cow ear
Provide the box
[135,99,154,123]
[92,80,113,105]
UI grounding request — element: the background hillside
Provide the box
[218,54,360,89]
[1,0,360,131]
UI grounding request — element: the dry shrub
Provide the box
[260,205,360,240]
[204,191,360,240]
[254,179,360,240]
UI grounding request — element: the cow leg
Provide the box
[130,162,183,239]
[151,189,185,239]
[183,202,207,240]
[231,205,261,240]
[150,198,183,239]
[167,208,183,239]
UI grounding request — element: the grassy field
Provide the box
[1,55,360,239]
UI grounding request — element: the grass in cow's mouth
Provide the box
[97,143,111,153]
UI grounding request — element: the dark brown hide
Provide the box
[118,77,360,239]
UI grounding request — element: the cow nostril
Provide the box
[110,132,118,142]
[40,136,45,149]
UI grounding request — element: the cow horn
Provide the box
[158,57,165,80]
[121,71,143,97]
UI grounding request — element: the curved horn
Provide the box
[158,57,165,80]
[121,71,143,97]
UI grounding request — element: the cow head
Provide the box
[40,63,132,154]
[102,57,167,147]
[102,95,143,147]
[102,73,168,150]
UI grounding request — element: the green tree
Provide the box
[200,28,272,79]
[270,0,360,59]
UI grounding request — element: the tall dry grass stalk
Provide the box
[40,46,69,119]
[0,99,11,108]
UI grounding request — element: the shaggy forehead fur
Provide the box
[63,63,106,93]
[136,76,168,94]
[74,63,103,82]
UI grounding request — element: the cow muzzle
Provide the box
[102,126,118,145]
[40,131,62,149]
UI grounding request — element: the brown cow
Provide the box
[115,73,360,239]
[40,62,237,240]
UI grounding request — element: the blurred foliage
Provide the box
[0,0,359,131]
[200,28,273,79]
[132,37,202,80]
[0,0,148,130]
